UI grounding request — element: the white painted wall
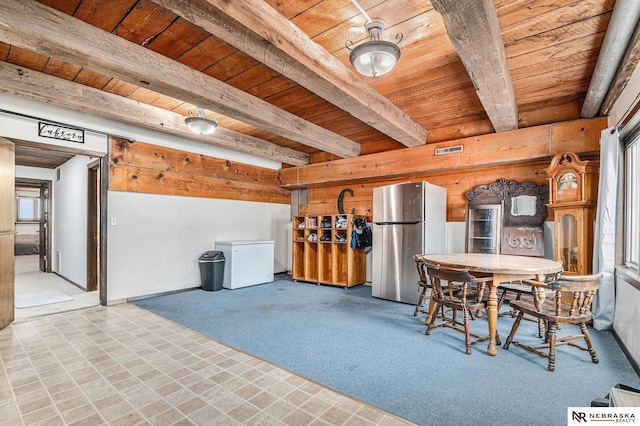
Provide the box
[16,165,56,181]
[107,191,290,301]
[52,156,94,288]
[446,222,465,253]
[614,279,640,366]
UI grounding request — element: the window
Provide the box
[16,196,40,222]
[625,137,639,273]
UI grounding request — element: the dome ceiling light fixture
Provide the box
[346,0,402,78]
[185,107,220,135]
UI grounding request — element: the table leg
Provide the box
[486,277,500,356]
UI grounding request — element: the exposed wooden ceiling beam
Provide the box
[0,62,310,166]
[0,1,358,159]
[431,0,518,132]
[153,0,427,148]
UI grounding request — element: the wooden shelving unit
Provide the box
[292,214,366,287]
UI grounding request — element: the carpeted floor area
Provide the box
[134,276,640,426]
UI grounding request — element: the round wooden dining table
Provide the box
[416,253,563,356]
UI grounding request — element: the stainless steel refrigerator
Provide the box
[371,181,446,304]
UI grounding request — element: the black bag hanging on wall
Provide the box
[352,218,372,252]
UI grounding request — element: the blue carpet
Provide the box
[134,277,640,426]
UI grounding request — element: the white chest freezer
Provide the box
[214,240,274,289]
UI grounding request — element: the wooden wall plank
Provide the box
[518,102,582,128]
[111,139,281,186]
[279,118,606,188]
[110,165,290,204]
[296,162,552,222]
[426,120,495,144]
[109,138,289,204]
[286,117,606,222]
[550,118,606,155]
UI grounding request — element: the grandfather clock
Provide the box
[544,152,598,275]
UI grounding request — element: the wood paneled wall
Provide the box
[297,162,552,222]
[109,138,290,204]
[107,117,606,222]
[282,118,607,222]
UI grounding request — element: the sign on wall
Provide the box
[38,122,84,143]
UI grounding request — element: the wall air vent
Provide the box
[434,145,464,155]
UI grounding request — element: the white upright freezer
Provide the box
[214,240,274,289]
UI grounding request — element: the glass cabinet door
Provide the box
[556,212,578,272]
[466,204,502,254]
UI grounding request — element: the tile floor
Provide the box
[14,255,100,322]
[0,304,413,426]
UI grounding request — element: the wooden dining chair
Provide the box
[425,265,497,354]
[413,255,436,320]
[497,271,562,337]
[502,273,603,371]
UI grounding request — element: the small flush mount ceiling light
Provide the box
[185,107,220,135]
[346,1,402,78]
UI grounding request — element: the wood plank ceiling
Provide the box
[0,0,626,167]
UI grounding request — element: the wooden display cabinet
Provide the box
[545,152,598,275]
[292,214,366,287]
[465,203,502,254]
[465,179,549,257]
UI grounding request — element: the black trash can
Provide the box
[199,251,225,291]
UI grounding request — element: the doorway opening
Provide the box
[15,178,50,272]
[11,143,107,322]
